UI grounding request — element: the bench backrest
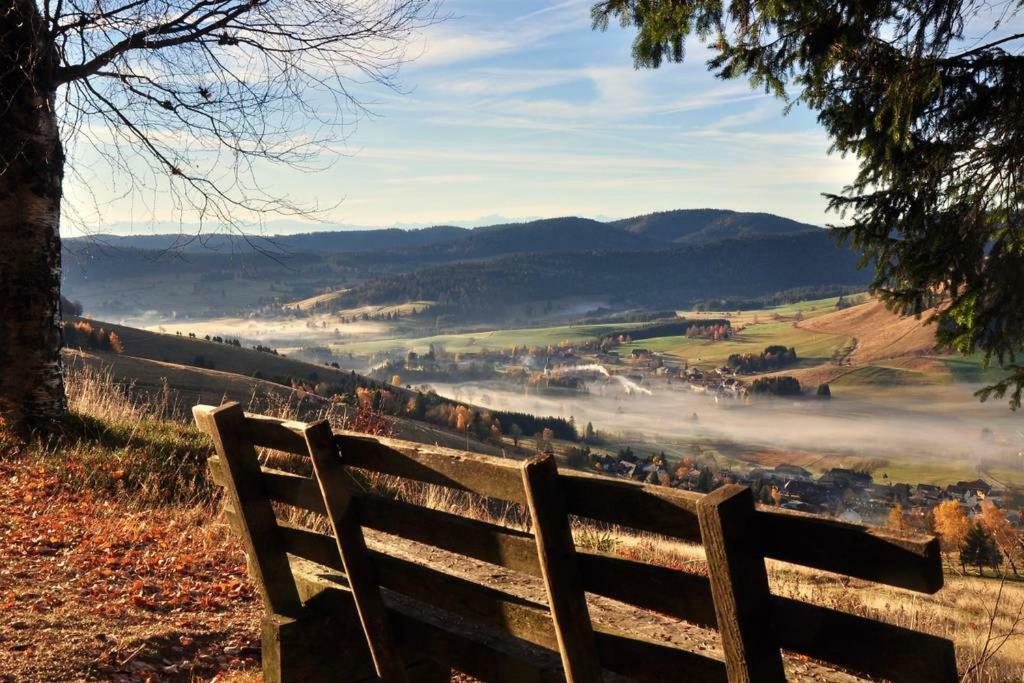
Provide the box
[196,402,957,683]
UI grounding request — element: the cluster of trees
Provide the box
[727,345,798,374]
[370,358,497,384]
[835,295,867,310]
[62,321,123,354]
[930,500,1019,576]
[251,345,280,356]
[197,334,242,347]
[185,333,279,356]
[684,324,730,341]
[336,310,405,324]
[749,376,802,396]
[348,385,575,445]
[601,319,730,345]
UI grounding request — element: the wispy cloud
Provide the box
[70,0,858,234]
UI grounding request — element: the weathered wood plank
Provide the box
[194,403,301,616]
[306,420,408,683]
[772,596,957,683]
[757,507,944,593]
[245,413,310,455]
[698,485,784,683]
[521,454,600,683]
[358,494,540,576]
[332,433,941,592]
[337,432,528,503]
[575,551,719,629]
[276,522,727,682]
[289,557,566,683]
[593,629,728,683]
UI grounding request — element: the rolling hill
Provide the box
[612,209,820,243]
[330,231,870,318]
[409,216,660,260]
[62,209,844,321]
[69,316,362,387]
[65,208,818,255]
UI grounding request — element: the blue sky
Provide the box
[61,0,878,234]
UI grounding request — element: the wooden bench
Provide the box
[195,402,957,683]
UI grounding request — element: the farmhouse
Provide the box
[819,467,872,490]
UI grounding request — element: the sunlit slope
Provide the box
[65,348,507,456]
[72,316,354,384]
[331,322,648,356]
[617,321,852,369]
[797,298,938,363]
[64,348,299,406]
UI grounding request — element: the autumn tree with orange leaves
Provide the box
[887,504,909,532]
[980,501,1021,576]
[933,500,971,557]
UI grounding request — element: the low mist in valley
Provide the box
[429,378,1021,471]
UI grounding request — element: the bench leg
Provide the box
[262,608,450,683]
[262,608,376,683]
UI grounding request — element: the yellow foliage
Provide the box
[887,504,908,531]
[933,500,970,551]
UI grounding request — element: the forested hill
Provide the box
[66,208,819,254]
[62,209,836,320]
[407,217,660,260]
[330,231,870,316]
[612,209,820,244]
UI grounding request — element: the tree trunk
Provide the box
[0,0,66,431]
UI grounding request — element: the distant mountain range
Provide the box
[62,209,867,321]
[66,209,822,255]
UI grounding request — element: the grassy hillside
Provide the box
[66,349,305,408]
[617,321,853,369]
[332,321,646,355]
[73,316,358,385]
[798,298,938,363]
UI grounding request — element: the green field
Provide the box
[618,321,853,368]
[675,294,864,325]
[941,353,1012,385]
[331,322,646,356]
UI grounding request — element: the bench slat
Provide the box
[212,448,941,595]
[276,521,728,682]
[333,433,942,593]
[267,514,956,683]
[245,413,310,454]
[521,454,601,682]
[337,433,529,503]
[306,420,408,682]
